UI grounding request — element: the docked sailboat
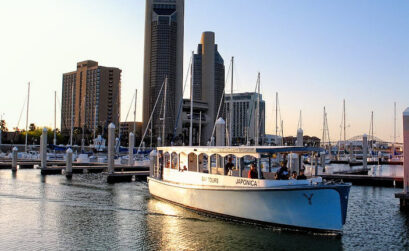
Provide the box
[148,146,351,234]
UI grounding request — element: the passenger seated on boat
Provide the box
[181,165,187,172]
[274,173,279,180]
[248,163,258,179]
[297,170,307,180]
[224,157,235,175]
[289,171,297,180]
[277,161,289,180]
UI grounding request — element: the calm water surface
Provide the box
[0,168,408,251]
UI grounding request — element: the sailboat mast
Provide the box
[199,111,202,146]
[229,57,234,146]
[134,89,137,135]
[70,84,74,146]
[54,91,57,145]
[343,99,346,143]
[93,104,97,140]
[394,102,396,144]
[281,120,284,143]
[255,72,260,146]
[370,111,374,149]
[322,107,326,147]
[162,77,168,147]
[25,82,30,152]
[189,51,194,146]
[275,92,278,145]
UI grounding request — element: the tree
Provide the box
[0,120,8,132]
[29,123,36,131]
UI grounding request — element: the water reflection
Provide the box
[1,169,409,250]
[146,197,343,250]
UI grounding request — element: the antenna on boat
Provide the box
[189,51,194,146]
[24,82,30,152]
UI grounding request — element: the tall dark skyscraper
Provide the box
[142,0,184,145]
[192,32,225,144]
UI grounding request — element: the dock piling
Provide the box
[12,147,18,172]
[395,107,409,210]
[107,123,115,174]
[66,148,73,179]
[362,134,368,170]
[40,127,47,169]
[129,132,134,166]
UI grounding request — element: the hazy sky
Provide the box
[0,0,408,142]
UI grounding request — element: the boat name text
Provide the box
[236,179,258,187]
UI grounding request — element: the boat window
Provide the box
[163,152,170,169]
[187,153,197,172]
[170,152,178,169]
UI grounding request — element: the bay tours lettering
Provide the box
[202,176,219,184]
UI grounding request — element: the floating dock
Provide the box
[106,171,150,183]
[321,174,403,188]
[40,165,149,175]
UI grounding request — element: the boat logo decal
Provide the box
[303,193,313,205]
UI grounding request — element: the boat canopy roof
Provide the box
[157,146,323,158]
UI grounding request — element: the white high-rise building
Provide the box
[225,92,265,145]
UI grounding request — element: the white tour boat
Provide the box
[148,146,351,234]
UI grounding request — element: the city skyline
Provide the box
[1,0,408,142]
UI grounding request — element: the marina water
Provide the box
[0,167,408,251]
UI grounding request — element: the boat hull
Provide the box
[148,178,348,233]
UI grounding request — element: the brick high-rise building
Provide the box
[142,0,184,146]
[61,60,121,137]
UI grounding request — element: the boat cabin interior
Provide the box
[153,146,323,180]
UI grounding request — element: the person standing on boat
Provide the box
[224,157,235,175]
[248,163,258,179]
